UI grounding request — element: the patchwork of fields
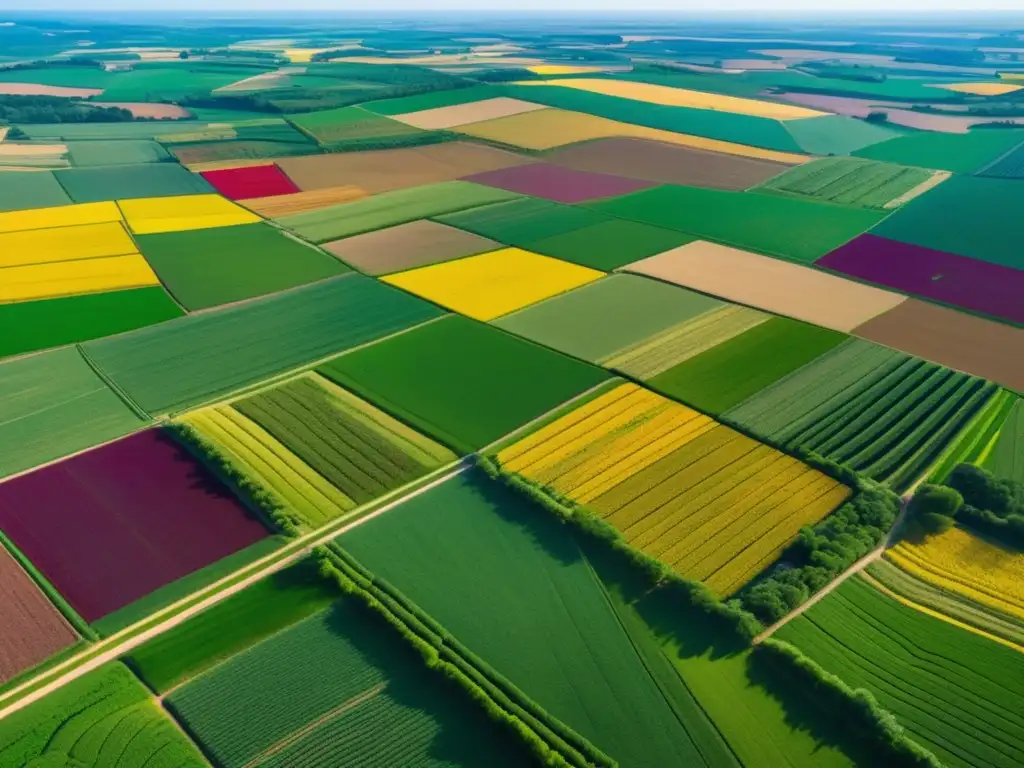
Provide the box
[0,20,1021,768]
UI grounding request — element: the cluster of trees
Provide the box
[800,61,887,83]
[0,95,133,125]
[946,464,1024,547]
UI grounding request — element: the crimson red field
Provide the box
[199,164,300,201]
[0,429,270,623]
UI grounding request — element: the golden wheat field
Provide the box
[498,382,850,595]
[0,254,159,303]
[119,194,261,235]
[0,201,122,234]
[887,526,1024,620]
[0,222,137,268]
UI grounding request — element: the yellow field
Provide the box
[0,201,122,235]
[498,382,849,595]
[0,222,137,268]
[284,48,328,63]
[934,81,1024,95]
[183,406,355,529]
[1001,73,1024,82]
[515,78,826,119]
[119,194,261,235]
[242,185,368,218]
[526,65,607,75]
[456,107,809,163]
[382,247,603,321]
[887,526,1024,621]
[0,254,159,303]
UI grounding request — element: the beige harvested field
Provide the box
[90,101,192,118]
[0,143,67,157]
[457,108,809,163]
[391,97,548,129]
[545,137,795,189]
[884,171,951,209]
[276,140,536,193]
[933,81,1024,96]
[0,546,78,685]
[624,240,907,332]
[322,219,501,275]
[0,83,103,97]
[516,78,825,119]
[215,71,290,92]
[774,92,1024,133]
[243,185,368,218]
[853,300,1024,392]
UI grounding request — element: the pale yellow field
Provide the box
[0,254,159,303]
[934,81,1024,95]
[1001,73,1024,82]
[887,526,1024,621]
[0,201,122,235]
[391,97,548,130]
[119,194,261,235]
[498,381,849,596]
[515,78,826,119]
[284,48,328,63]
[456,107,809,163]
[382,247,603,321]
[0,222,136,268]
[527,65,607,75]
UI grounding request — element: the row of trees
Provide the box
[0,95,134,125]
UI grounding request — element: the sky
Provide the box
[3,0,1023,12]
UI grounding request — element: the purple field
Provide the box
[0,429,270,623]
[818,234,1024,325]
[461,162,654,203]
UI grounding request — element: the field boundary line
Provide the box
[76,343,151,421]
[860,571,1024,656]
[0,459,470,722]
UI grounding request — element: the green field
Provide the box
[525,218,695,270]
[18,121,215,141]
[318,315,609,453]
[650,316,847,415]
[166,596,529,768]
[757,156,933,209]
[363,85,504,115]
[55,163,214,203]
[0,346,146,480]
[128,558,339,693]
[588,184,884,264]
[782,114,901,157]
[869,174,1024,269]
[98,62,274,101]
[279,181,521,243]
[82,273,445,415]
[136,223,347,310]
[853,130,1024,174]
[435,196,607,245]
[728,339,1001,490]
[928,389,1018,482]
[977,141,1024,178]
[0,65,116,88]
[776,576,1024,768]
[233,373,456,503]
[493,274,724,363]
[0,171,71,211]
[170,139,321,165]
[288,105,424,145]
[0,662,206,767]
[65,140,170,168]
[340,470,861,767]
[0,287,184,360]
[984,398,1024,482]
[867,559,1024,648]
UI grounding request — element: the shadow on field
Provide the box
[322,596,533,766]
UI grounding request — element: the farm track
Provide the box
[0,460,472,724]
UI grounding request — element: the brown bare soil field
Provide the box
[0,546,78,685]
[277,141,535,193]
[323,219,501,275]
[391,97,547,129]
[545,137,793,189]
[0,83,103,97]
[625,240,907,332]
[853,299,1024,391]
[90,102,193,118]
[243,185,368,217]
[775,92,1024,133]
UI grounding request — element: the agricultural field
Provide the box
[0,428,271,623]
[382,247,604,321]
[83,273,444,414]
[389,96,547,129]
[853,129,1024,174]
[498,383,850,595]
[167,597,531,768]
[199,163,301,200]
[135,222,347,310]
[727,338,999,490]
[119,193,262,234]
[776,576,1024,768]
[318,315,609,453]
[463,161,654,203]
[0,171,71,211]
[54,163,215,202]
[0,662,207,767]
[984,399,1024,481]
[242,185,368,218]
[287,104,426,146]
[757,156,936,209]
